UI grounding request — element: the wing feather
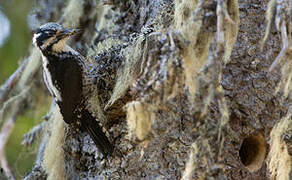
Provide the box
[56,58,83,124]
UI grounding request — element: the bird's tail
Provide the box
[81,108,113,157]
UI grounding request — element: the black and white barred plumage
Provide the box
[33,23,113,156]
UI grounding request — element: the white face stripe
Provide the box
[33,33,41,46]
[33,32,57,50]
[34,33,71,53]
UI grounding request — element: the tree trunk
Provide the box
[15,0,292,179]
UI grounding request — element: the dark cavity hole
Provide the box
[239,132,266,172]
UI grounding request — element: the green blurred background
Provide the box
[0,0,50,179]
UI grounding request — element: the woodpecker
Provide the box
[33,22,113,156]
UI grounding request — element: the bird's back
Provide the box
[45,52,84,124]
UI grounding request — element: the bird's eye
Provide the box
[44,31,53,35]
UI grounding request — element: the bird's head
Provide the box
[33,22,80,53]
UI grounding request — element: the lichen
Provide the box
[267,109,292,179]
[43,106,66,180]
[126,101,153,140]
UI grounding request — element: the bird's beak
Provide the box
[58,29,81,39]
[67,29,81,36]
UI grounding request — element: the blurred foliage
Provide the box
[0,0,33,83]
[5,93,50,178]
[0,0,51,179]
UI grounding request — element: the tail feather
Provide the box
[81,109,113,157]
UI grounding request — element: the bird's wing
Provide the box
[56,58,83,124]
[81,108,114,156]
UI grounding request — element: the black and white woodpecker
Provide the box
[33,22,113,156]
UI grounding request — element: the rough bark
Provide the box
[0,0,290,179]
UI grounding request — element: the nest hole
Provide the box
[239,132,266,172]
